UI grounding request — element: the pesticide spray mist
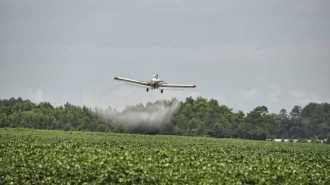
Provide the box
[84,84,184,131]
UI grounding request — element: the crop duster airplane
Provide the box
[114,74,196,93]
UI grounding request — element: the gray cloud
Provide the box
[268,84,281,102]
[290,90,322,105]
[1,0,329,114]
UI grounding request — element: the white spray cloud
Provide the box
[82,84,200,125]
[100,99,181,126]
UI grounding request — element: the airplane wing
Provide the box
[114,76,150,86]
[159,83,196,88]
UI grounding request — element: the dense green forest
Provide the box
[0,97,329,140]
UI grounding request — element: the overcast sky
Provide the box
[1,0,329,113]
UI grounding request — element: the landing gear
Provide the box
[146,88,149,92]
[161,89,163,93]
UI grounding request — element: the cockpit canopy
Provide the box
[153,74,158,79]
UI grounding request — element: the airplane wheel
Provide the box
[146,88,149,92]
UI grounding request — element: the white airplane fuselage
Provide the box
[149,75,162,89]
[114,74,196,94]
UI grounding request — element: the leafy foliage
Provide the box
[0,97,330,140]
[1,128,329,184]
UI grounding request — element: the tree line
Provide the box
[0,97,329,140]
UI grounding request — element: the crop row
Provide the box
[1,128,330,184]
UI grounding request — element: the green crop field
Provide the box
[0,128,329,184]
